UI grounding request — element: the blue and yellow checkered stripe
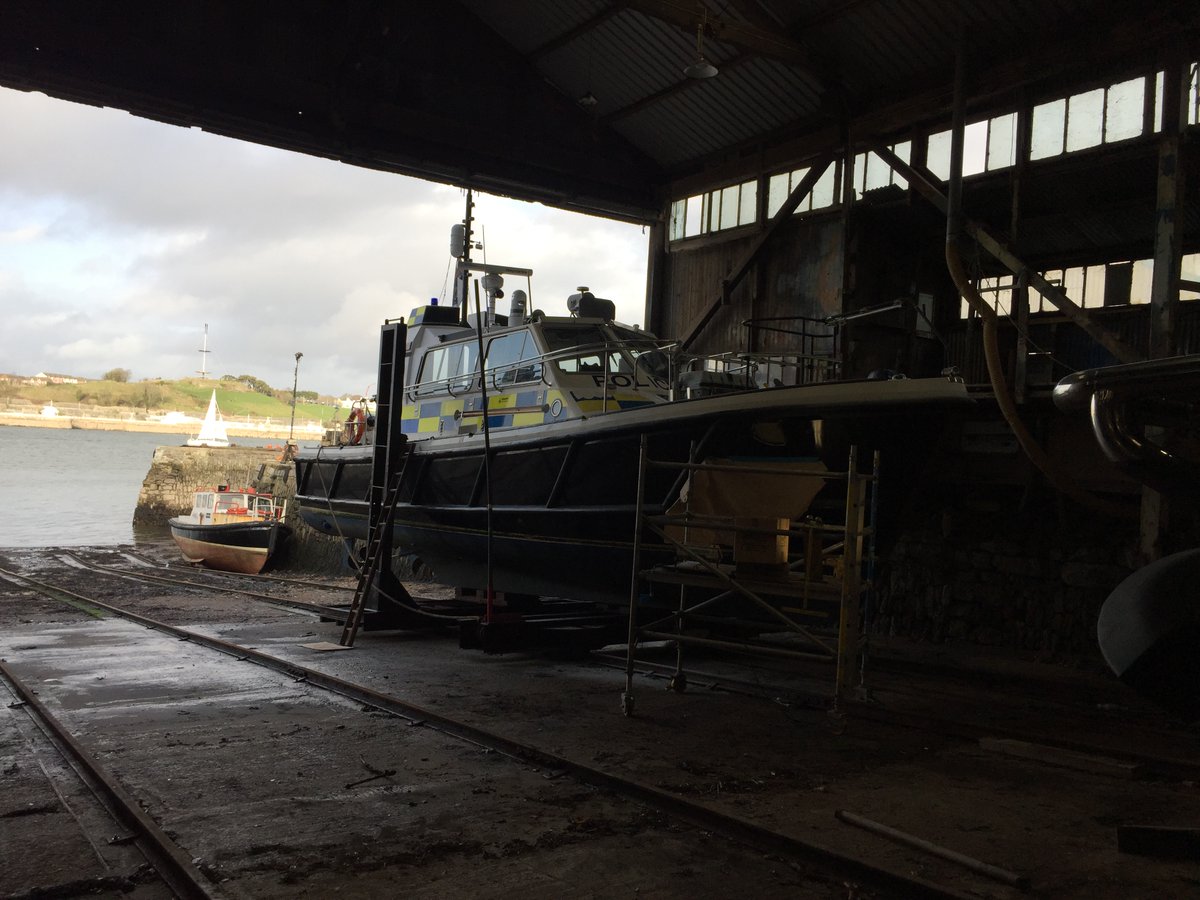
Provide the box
[401,388,659,435]
[402,389,558,435]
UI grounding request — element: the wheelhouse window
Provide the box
[541,324,626,376]
[417,341,478,395]
[485,330,542,387]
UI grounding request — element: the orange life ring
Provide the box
[345,406,366,445]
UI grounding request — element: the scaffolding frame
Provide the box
[621,437,878,716]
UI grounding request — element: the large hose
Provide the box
[945,242,1126,516]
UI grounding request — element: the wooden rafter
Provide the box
[872,144,1142,364]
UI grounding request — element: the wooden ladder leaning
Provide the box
[338,459,408,648]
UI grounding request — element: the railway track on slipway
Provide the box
[0,562,979,900]
[0,658,217,899]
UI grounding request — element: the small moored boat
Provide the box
[168,485,290,574]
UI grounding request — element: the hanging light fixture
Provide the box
[683,10,718,79]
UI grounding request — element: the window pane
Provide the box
[811,164,837,209]
[1105,77,1144,142]
[1154,70,1164,133]
[1130,259,1153,304]
[738,180,757,226]
[1083,265,1106,307]
[1066,89,1104,152]
[863,151,891,191]
[486,332,526,370]
[719,185,739,230]
[987,113,1017,170]
[1183,253,1200,300]
[851,151,867,195]
[1190,64,1200,126]
[1063,267,1086,306]
[684,195,702,237]
[766,172,788,217]
[1038,269,1064,313]
[1031,99,1066,160]
[926,129,952,180]
[702,192,715,233]
[891,141,910,189]
[963,120,988,176]
[669,199,685,241]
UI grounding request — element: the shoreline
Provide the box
[0,412,322,441]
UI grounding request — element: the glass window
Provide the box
[684,194,702,237]
[738,180,758,226]
[486,331,541,387]
[962,121,989,176]
[1067,88,1104,152]
[1131,259,1153,304]
[811,163,838,208]
[542,324,609,375]
[927,129,952,180]
[926,125,987,178]
[1154,70,1164,133]
[1105,77,1145,142]
[863,151,890,191]
[766,172,789,218]
[1083,265,1106,307]
[1182,253,1200,300]
[418,342,478,394]
[669,199,686,241]
[719,184,739,230]
[987,113,1017,170]
[1031,99,1066,160]
[1190,64,1200,126]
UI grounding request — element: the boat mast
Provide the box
[454,189,475,326]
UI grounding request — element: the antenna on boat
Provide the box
[450,189,476,326]
[197,323,211,379]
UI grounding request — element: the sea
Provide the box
[0,425,305,549]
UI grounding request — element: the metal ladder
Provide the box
[338,458,408,647]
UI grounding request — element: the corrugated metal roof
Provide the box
[461,0,1178,178]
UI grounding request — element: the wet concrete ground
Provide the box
[2,546,1199,898]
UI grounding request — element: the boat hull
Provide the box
[168,518,290,575]
[296,378,971,603]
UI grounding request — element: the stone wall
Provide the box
[137,445,346,573]
[874,502,1138,667]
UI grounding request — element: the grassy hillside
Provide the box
[1,377,341,423]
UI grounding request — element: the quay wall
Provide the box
[137,445,345,572]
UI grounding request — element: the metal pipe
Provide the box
[836,810,1030,890]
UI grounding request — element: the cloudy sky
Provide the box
[0,88,649,396]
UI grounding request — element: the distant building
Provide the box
[31,371,85,385]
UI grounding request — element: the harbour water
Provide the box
[0,425,307,549]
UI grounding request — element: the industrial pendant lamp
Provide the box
[684,11,718,79]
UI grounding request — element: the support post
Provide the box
[1141,53,1188,563]
[835,446,866,701]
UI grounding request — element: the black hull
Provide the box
[168,518,291,575]
[296,380,970,602]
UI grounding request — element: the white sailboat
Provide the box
[187,390,231,448]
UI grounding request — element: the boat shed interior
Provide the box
[3,2,1200,897]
